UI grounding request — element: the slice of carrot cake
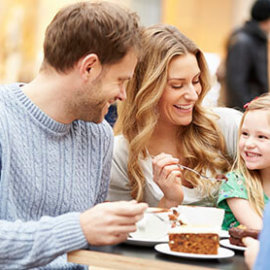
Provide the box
[169,226,219,255]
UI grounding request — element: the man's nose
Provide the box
[117,85,127,101]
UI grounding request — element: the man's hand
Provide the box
[243,237,260,270]
[80,200,148,245]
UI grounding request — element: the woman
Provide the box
[107,24,242,208]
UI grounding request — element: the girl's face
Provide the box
[158,53,202,128]
[239,110,270,171]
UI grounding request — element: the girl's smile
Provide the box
[239,110,270,171]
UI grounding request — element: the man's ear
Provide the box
[79,54,102,82]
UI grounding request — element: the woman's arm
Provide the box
[96,122,114,204]
[107,135,133,202]
[227,198,263,229]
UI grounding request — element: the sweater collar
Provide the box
[12,83,72,134]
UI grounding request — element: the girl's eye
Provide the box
[241,131,248,137]
[258,135,268,139]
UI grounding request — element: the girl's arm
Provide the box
[227,198,263,230]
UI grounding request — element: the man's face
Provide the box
[72,50,137,123]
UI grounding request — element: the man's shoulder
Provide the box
[0,83,19,104]
[0,84,9,102]
[0,84,13,114]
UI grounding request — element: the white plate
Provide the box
[126,230,229,247]
[126,235,169,247]
[128,210,170,245]
[154,243,235,259]
[220,239,246,251]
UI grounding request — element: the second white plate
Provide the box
[220,239,246,251]
[154,243,235,259]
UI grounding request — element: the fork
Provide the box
[145,209,168,223]
[177,164,222,182]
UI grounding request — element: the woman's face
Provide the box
[158,53,202,128]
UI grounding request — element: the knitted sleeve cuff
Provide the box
[53,212,88,252]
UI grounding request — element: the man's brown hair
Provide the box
[42,1,141,72]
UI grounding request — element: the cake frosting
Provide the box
[169,225,220,234]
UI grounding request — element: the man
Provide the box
[0,1,147,269]
[224,0,270,110]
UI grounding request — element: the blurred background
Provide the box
[0,0,255,104]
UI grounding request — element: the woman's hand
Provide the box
[152,153,184,208]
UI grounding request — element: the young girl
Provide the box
[218,94,270,230]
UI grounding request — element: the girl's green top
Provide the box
[217,171,269,230]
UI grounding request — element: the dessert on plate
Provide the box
[167,206,224,255]
[229,225,260,247]
[168,226,220,254]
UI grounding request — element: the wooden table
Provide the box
[68,242,248,270]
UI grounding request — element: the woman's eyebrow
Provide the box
[168,72,201,81]
[167,77,185,81]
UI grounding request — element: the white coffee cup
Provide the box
[130,211,170,240]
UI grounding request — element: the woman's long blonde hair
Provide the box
[234,94,270,216]
[114,24,231,201]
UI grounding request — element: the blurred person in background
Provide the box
[222,0,270,111]
[107,24,242,209]
[0,1,148,269]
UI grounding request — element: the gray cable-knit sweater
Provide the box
[0,83,113,269]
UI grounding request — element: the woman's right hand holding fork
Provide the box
[152,153,184,209]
